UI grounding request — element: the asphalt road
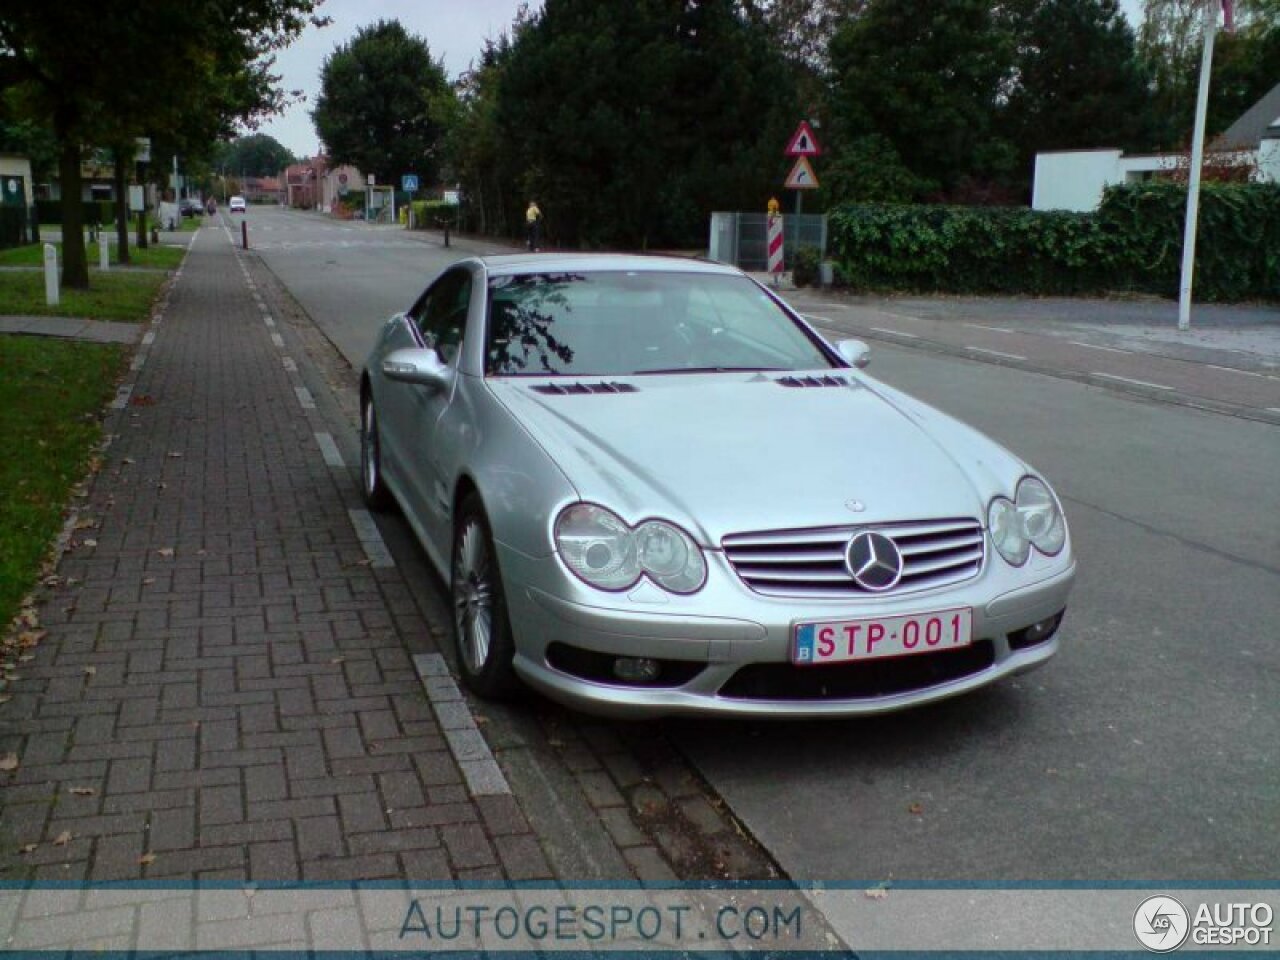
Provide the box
[247,206,1280,881]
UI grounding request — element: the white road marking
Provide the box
[1091,372,1173,391]
[1268,407,1280,414]
[347,508,396,569]
[282,356,297,372]
[803,314,836,324]
[130,354,146,372]
[110,384,134,410]
[412,653,511,796]
[870,327,919,339]
[141,331,155,347]
[314,432,344,468]
[963,322,1013,333]
[1068,340,1130,354]
[967,346,1026,361]
[270,333,285,348]
[1206,364,1263,378]
[263,316,275,328]
[294,385,316,409]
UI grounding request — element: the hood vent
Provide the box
[530,381,638,395]
[775,375,850,388]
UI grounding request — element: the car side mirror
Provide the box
[382,347,454,391]
[837,339,871,369]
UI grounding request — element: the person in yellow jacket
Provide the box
[525,200,542,251]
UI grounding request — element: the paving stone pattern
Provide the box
[0,228,553,882]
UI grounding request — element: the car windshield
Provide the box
[485,270,834,377]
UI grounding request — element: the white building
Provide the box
[1033,83,1280,212]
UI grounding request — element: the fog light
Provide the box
[613,657,661,683]
[1009,611,1064,650]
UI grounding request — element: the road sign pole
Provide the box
[1178,0,1219,332]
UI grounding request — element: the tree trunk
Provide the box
[57,135,89,289]
[113,147,131,265]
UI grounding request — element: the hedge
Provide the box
[409,200,458,229]
[36,199,115,227]
[826,182,1280,302]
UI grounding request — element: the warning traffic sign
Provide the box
[784,121,821,157]
[784,156,820,190]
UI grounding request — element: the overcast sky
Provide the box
[254,0,535,158]
[254,0,1149,159]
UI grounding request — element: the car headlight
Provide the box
[555,504,706,594]
[988,477,1066,565]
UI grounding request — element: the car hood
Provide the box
[487,373,1028,544]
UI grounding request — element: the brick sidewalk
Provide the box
[0,227,553,882]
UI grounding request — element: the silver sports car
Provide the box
[360,254,1075,717]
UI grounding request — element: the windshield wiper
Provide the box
[631,366,785,375]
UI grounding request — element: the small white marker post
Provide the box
[99,233,110,271]
[43,243,59,306]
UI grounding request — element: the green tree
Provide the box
[827,0,1016,199]
[1002,0,1155,190]
[0,0,323,287]
[312,20,451,185]
[214,134,297,178]
[489,0,796,248]
[1139,0,1280,148]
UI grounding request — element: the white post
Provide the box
[99,233,110,271]
[1178,0,1219,331]
[43,243,59,306]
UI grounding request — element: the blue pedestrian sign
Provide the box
[401,174,419,192]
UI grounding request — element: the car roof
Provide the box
[478,253,742,278]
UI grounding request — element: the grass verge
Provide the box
[0,241,184,270]
[0,270,166,322]
[0,336,124,629]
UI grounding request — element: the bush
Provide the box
[791,245,821,287]
[825,183,1280,302]
[410,200,459,229]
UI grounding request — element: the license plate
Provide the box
[792,608,973,665]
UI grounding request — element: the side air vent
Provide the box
[776,375,850,388]
[530,381,639,395]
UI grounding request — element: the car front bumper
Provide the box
[498,542,1076,719]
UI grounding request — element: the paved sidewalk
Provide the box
[0,226,553,882]
[0,316,143,344]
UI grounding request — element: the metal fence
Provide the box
[708,211,828,271]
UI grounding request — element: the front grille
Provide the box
[718,640,995,701]
[722,517,984,598]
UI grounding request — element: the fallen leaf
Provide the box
[83,666,97,677]
[52,831,72,846]
[166,451,183,459]
[156,548,174,558]
[68,787,96,797]
[82,539,98,549]
[138,852,157,866]
[18,630,47,647]
[865,887,889,901]
[73,518,98,531]
[18,655,33,663]
[130,395,155,407]
[19,844,37,855]
[0,696,12,705]
[907,802,924,816]
[122,457,136,465]
[0,753,18,772]
[141,577,156,586]
[329,657,345,664]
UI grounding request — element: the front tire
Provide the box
[360,391,393,512]
[452,495,519,698]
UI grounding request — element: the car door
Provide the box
[380,266,473,556]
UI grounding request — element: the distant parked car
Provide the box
[229,196,246,213]
[179,197,204,217]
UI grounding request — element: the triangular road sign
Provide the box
[785,121,822,157]
[784,156,820,190]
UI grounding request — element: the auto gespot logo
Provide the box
[1134,895,1274,951]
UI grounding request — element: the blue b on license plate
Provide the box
[793,608,973,665]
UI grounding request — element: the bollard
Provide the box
[43,243,59,306]
[241,220,248,250]
[99,233,110,271]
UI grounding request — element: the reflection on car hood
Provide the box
[488,373,1028,544]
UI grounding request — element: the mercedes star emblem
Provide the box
[845,531,904,591]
